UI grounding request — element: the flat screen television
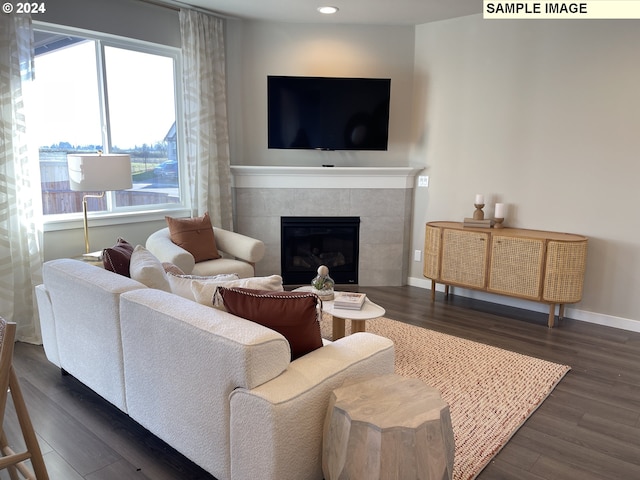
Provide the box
[267,76,391,151]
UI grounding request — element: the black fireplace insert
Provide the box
[280,216,360,285]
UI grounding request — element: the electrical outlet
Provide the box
[418,175,429,187]
[414,249,422,262]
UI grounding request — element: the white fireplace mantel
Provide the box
[230,165,423,189]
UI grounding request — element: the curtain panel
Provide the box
[179,9,233,231]
[0,13,43,343]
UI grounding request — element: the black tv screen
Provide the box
[267,76,390,151]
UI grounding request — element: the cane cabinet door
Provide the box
[440,229,489,289]
[488,235,545,300]
[423,225,442,280]
[543,239,588,303]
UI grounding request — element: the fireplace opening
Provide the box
[280,216,360,285]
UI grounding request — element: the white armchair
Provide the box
[146,227,265,278]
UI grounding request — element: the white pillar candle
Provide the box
[475,194,484,205]
[495,203,505,218]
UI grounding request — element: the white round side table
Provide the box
[293,287,385,340]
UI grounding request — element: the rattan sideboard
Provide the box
[423,221,588,327]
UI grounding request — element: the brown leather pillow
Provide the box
[103,238,135,276]
[165,212,221,263]
[216,287,323,360]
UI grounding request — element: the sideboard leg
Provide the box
[548,304,556,328]
[558,304,565,319]
[431,280,436,302]
[444,285,450,297]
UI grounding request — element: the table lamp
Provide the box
[67,153,132,256]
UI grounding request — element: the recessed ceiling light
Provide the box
[317,6,339,15]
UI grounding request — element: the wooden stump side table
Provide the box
[322,374,454,480]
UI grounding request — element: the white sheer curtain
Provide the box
[180,9,233,230]
[0,13,43,343]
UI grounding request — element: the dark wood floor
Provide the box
[4,286,640,479]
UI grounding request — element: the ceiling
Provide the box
[175,0,482,25]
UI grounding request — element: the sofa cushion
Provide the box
[194,275,284,307]
[103,237,135,276]
[129,245,171,292]
[165,212,221,263]
[216,287,323,360]
[167,272,240,300]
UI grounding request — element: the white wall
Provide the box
[225,20,416,167]
[409,15,640,328]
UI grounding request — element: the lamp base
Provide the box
[82,192,105,254]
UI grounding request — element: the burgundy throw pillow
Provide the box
[103,238,135,276]
[165,212,221,263]
[217,287,323,360]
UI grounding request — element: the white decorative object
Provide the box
[473,194,485,220]
[494,203,505,229]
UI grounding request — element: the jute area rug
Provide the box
[319,314,570,480]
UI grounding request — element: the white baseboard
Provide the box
[407,276,640,333]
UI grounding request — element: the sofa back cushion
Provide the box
[42,258,146,412]
[216,287,323,359]
[129,245,171,292]
[167,272,239,300]
[194,274,283,306]
[119,288,291,479]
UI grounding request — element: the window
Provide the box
[32,27,184,218]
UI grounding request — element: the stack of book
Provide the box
[463,218,495,228]
[334,292,367,310]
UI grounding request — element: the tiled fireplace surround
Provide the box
[231,166,420,286]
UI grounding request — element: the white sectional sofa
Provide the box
[35,258,394,480]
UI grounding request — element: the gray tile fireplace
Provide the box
[231,166,420,286]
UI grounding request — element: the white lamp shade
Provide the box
[67,154,132,192]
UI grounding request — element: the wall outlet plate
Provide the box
[418,175,429,187]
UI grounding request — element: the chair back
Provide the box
[0,318,16,424]
[0,317,50,479]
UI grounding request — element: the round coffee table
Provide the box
[293,287,385,340]
[321,292,386,340]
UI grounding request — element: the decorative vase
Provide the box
[311,265,335,301]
